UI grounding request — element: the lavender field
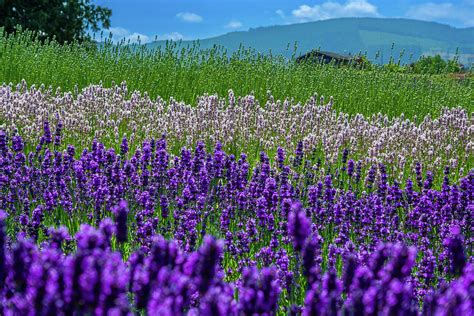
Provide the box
[0,30,473,316]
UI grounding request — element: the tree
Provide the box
[0,0,111,43]
[409,55,461,74]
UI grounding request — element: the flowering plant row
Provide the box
[1,81,471,183]
[0,125,472,314]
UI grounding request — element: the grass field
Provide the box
[1,30,472,118]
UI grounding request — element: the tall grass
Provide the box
[0,29,471,118]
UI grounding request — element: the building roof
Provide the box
[296,50,353,62]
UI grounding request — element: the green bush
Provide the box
[409,55,461,74]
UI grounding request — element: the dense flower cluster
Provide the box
[0,125,472,314]
[0,216,472,314]
[0,81,471,182]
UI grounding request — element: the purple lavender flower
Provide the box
[192,284,236,316]
[277,147,285,169]
[303,282,321,316]
[0,210,7,290]
[238,266,280,315]
[288,201,311,252]
[0,130,6,154]
[319,268,342,315]
[443,225,466,277]
[12,135,24,152]
[190,236,223,295]
[120,135,129,156]
[341,148,349,168]
[113,200,129,243]
[294,141,303,168]
[302,234,322,285]
[347,159,355,178]
[342,254,357,293]
[43,121,52,144]
[48,226,70,249]
[366,164,376,190]
[54,120,63,147]
[415,162,423,189]
[160,195,169,219]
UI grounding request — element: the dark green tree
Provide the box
[0,0,111,43]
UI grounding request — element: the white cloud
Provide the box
[107,27,151,44]
[405,2,474,27]
[176,12,203,23]
[276,9,286,19]
[225,20,243,29]
[291,0,380,22]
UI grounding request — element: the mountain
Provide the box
[145,18,474,65]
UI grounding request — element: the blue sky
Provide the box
[94,0,474,43]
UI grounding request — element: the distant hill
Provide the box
[145,18,474,65]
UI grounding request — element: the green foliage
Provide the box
[0,0,111,43]
[409,55,461,74]
[353,55,374,70]
[0,29,472,119]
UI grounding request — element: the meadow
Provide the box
[0,29,472,315]
[1,30,472,118]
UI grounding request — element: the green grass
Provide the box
[0,29,472,118]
